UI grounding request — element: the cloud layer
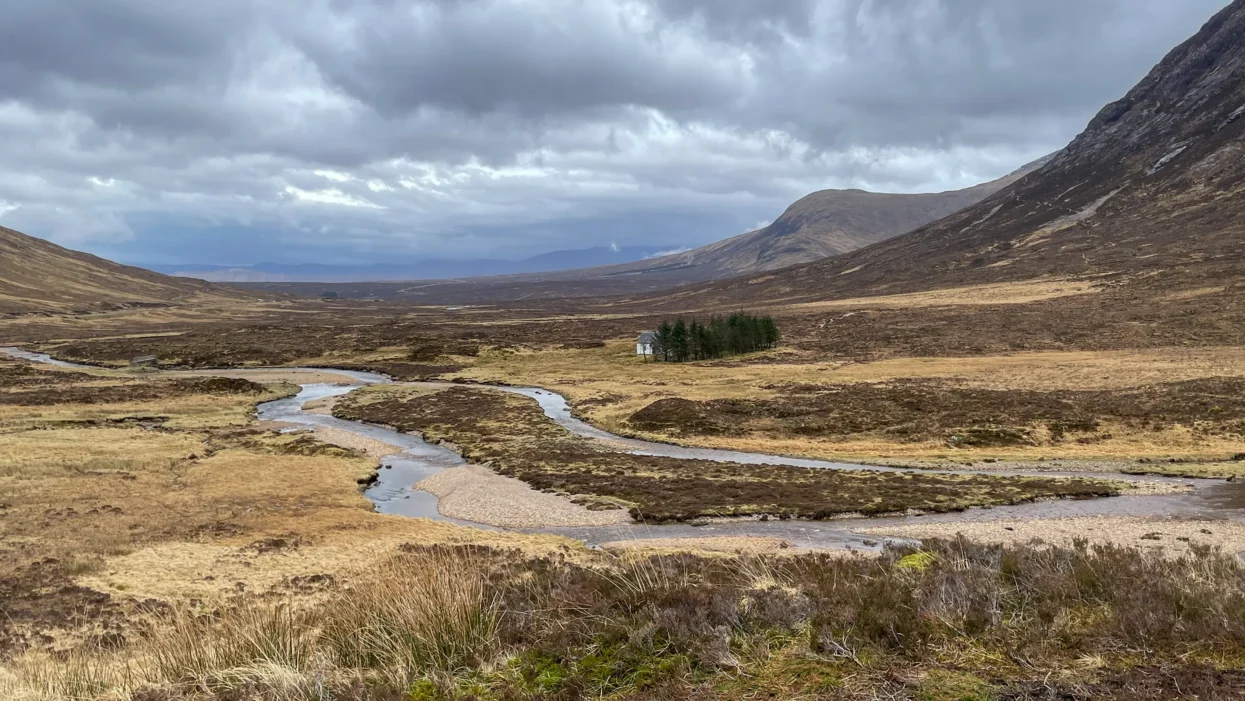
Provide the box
[0,0,1228,265]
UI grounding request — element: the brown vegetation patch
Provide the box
[574,392,628,409]
[1031,666,1245,700]
[37,321,509,370]
[335,386,1120,523]
[0,358,390,656]
[407,338,480,360]
[0,558,124,655]
[0,357,73,388]
[627,377,1245,447]
[770,285,1245,360]
[627,397,735,435]
[790,278,1101,310]
[42,324,364,367]
[0,356,267,406]
[204,427,368,461]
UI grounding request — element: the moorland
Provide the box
[5,2,1245,700]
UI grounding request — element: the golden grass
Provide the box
[143,604,320,696]
[615,422,1245,464]
[1163,286,1228,301]
[0,365,578,660]
[0,426,201,479]
[0,387,295,430]
[0,547,509,700]
[321,549,500,678]
[0,441,377,579]
[1123,460,1245,479]
[830,347,1245,390]
[787,278,1100,310]
[446,342,1245,462]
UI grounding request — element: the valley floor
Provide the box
[3,283,1245,699]
[445,341,1245,473]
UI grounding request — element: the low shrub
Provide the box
[4,540,1244,700]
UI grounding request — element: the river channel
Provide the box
[6,348,1245,551]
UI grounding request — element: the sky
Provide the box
[0,0,1230,267]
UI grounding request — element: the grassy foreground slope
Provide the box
[0,354,554,657]
[6,541,1245,700]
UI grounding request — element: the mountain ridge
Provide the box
[620,158,1052,279]
[239,160,1047,302]
[0,226,253,315]
[156,245,670,283]
[647,0,1245,309]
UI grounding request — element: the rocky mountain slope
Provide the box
[0,226,249,315]
[656,0,1245,310]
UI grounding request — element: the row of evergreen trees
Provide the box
[647,312,780,362]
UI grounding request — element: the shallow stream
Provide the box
[6,348,1244,551]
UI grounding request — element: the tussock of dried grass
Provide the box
[3,540,1245,700]
[320,548,501,680]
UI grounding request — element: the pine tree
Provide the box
[654,321,673,361]
[671,319,689,362]
[761,316,780,348]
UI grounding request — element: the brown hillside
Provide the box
[0,226,248,315]
[661,1,1245,310]
[630,156,1050,278]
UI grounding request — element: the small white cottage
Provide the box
[636,331,656,356]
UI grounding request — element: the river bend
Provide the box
[6,348,1244,551]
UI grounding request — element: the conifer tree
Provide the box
[654,321,674,361]
[649,312,780,363]
[671,319,690,362]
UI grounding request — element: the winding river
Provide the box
[6,347,1245,551]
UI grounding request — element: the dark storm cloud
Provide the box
[0,0,1230,263]
[0,1,252,103]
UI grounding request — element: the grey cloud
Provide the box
[0,0,1232,264]
[653,0,817,41]
[0,1,253,101]
[730,0,1227,151]
[293,0,748,119]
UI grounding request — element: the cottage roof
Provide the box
[637,331,656,343]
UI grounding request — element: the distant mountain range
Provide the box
[236,159,1049,302]
[152,246,675,283]
[10,1,1241,319]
